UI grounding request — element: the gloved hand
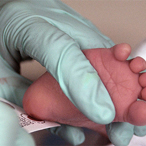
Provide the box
[0,101,35,146]
[0,55,86,145]
[0,0,115,125]
[0,0,114,145]
[0,54,85,145]
[0,55,35,145]
[0,0,145,146]
[106,123,146,146]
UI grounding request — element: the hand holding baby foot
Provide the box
[23,43,146,136]
[84,43,146,125]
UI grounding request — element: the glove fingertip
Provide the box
[88,103,115,125]
[134,126,146,137]
[50,125,85,145]
[106,123,133,146]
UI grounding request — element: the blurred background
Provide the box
[20,0,146,145]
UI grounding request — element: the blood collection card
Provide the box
[0,97,60,133]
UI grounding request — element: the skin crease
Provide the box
[23,43,146,137]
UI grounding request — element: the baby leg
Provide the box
[23,43,146,128]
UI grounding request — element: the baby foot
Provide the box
[23,43,146,134]
[83,43,146,125]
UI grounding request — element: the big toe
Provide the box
[112,43,131,61]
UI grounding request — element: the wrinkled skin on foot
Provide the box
[23,44,146,137]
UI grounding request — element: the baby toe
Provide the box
[127,101,146,126]
[141,87,146,101]
[139,73,146,87]
[112,43,131,61]
[130,57,146,73]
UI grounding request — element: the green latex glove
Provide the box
[0,55,85,145]
[0,0,114,145]
[0,0,109,145]
[0,0,145,146]
[0,101,35,146]
[0,0,115,123]
[106,123,146,146]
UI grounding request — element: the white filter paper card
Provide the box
[0,97,60,133]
